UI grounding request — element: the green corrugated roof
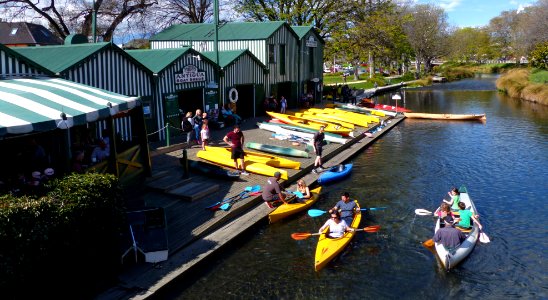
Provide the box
[0,43,54,76]
[126,48,192,73]
[201,49,266,69]
[291,26,325,44]
[11,42,111,73]
[151,21,291,41]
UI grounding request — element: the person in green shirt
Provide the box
[443,187,461,211]
[454,202,483,230]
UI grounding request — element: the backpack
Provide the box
[182,119,192,132]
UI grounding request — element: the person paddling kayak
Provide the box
[318,211,355,238]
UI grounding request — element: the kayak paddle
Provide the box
[414,209,434,216]
[220,191,261,211]
[422,239,435,253]
[291,225,381,240]
[206,185,260,210]
[479,229,491,243]
[307,207,388,217]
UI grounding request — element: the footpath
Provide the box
[97,105,405,300]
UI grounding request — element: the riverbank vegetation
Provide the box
[0,173,124,298]
[496,68,548,105]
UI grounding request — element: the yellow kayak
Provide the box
[322,108,380,123]
[303,110,369,128]
[314,200,361,271]
[295,112,355,129]
[269,187,322,223]
[267,111,354,136]
[204,146,300,169]
[197,150,288,179]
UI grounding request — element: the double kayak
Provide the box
[315,200,362,271]
[318,163,353,185]
[268,187,322,223]
[196,149,288,179]
[245,142,310,158]
[205,146,301,169]
[433,186,480,270]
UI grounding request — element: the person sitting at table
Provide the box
[91,139,109,163]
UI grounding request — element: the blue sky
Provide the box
[415,0,535,27]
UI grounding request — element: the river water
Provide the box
[166,75,548,299]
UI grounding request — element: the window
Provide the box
[268,44,276,64]
[279,44,286,75]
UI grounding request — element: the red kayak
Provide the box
[374,104,412,113]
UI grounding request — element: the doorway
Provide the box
[178,88,204,116]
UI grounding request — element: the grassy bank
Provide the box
[496,68,548,105]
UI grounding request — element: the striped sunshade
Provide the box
[0,77,140,136]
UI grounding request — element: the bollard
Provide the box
[166,125,170,147]
[181,149,189,179]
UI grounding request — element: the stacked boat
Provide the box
[196,146,302,179]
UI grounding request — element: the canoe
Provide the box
[268,187,322,223]
[318,163,353,185]
[295,112,356,129]
[257,122,348,145]
[315,199,362,271]
[433,186,480,270]
[266,111,354,136]
[245,142,310,158]
[404,112,486,121]
[204,146,301,169]
[196,150,288,179]
[374,104,412,113]
[188,160,240,180]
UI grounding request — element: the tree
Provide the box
[448,27,493,63]
[402,3,449,76]
[0,0,157,42]
[153,0,213,27]
[529,41,548,70]
[232,0,348,38]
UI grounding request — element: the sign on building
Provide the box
[175,65,206,84]
[305,36,317,48]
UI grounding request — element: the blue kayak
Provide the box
[317,163,353,185]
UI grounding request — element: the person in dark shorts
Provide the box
[223,124,249,175]
[312,126,325,173]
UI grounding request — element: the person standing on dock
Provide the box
[223,125,249,175]
[312,126,325,174]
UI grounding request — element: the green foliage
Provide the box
[529,42,548,70]
[0,173,125,298]
[530,68,548,84]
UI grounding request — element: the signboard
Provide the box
[164,93,179,118]
[305,36,317,47]
[205,88,218,111]
[175,65,206,84]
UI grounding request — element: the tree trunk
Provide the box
[369,51,374,79]
[415,59,421,79]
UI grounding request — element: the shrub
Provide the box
[0,173,125,298]
[529,42,548,70]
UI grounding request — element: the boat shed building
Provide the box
[0,42,151,185]
[11,42,152,141]
[201,49,267,118]
[150,21,301,110]
[291,26,325,105]
[125,47,218,138]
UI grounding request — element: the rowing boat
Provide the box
[433,186,479,270]
[404,112,486,121]
[245,142,310,158]
[204,146,301,169]
[268,187,322,223]
[314,200,361,271]
[196,150,288,179]
[318,163,353,185]
[267,111,354,136]
[374,104,411,113]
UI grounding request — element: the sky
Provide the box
[415,0,535,27]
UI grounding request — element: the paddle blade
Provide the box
[361,225,381,233]
[220,203,231,211]
[415,209,433,216]
[291,232,312,240]
[250,185,261,192]
[423,239,435,249]
[293,191,304,198]
[307,209,327,217]
[479,231,491,243]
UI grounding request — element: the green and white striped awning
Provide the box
[0,77,140,136]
